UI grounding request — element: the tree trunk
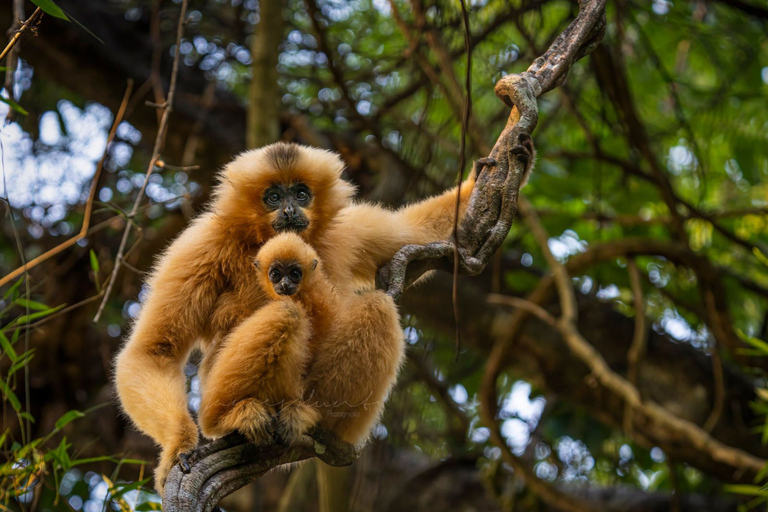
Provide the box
[247,0,284,149]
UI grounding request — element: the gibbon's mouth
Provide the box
[275,284,298,296]
[272,221,309,233]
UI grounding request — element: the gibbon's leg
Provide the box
[113,218,226,494]
[117,335,201,494]
[198,301,313,445]
[305,290,404,445]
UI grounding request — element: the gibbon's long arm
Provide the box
[322,179,475,285]
[114,216,224,490]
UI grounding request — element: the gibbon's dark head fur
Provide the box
[213,142,356,244]
[254,233,320,300]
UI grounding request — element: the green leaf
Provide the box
[18,412,34,424]
[0,96,28,116]
[723,484,768,496]
[9,353,34,376]
[0,380,21,411]
[0,330,18,362]
[90,250,101,292]
[14,298,52,311]
[117,458,149,465]
[3,277,23,300]
[30,0,69,20]
[14,304,65,325]
[135,501,163,511]
[109,478,152,498]
[47,437,73,471]
[55,409,85,430]
[89,250,100,274]
[70,455,118,466]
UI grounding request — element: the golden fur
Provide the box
[113,142,476,492]
[198,234,324,445]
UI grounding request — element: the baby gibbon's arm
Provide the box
[114,216,224,491]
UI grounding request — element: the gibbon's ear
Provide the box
[254,260,261,270]
[311,259,318,270]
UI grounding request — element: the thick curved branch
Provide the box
[377,0,606,302]
[162,428,359,512]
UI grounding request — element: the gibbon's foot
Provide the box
[155,437,198,494]
[276,402,322,445]
[226,398,276,446]
[509,133,534,164]
[267,416,288,447]
[177,452,192,474]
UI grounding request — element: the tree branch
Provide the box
[377,0,606,303]
[162,428,359,512]
[93,0,189,322]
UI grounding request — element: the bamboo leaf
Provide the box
[55,410,85,430]
[0,96,28,116]
[29,0,69,20]
[14,304,65,325]
[0,380,21,411]
[14,298,52,312]
[0,331,17,362]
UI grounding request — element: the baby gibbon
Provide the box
[198,233,405,450]
[197,233,324,445]
[113,141,503,492]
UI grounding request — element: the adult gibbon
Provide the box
[114,142,484,492]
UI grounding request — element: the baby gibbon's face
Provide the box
[267,260,305,296]
[254,233,321,300]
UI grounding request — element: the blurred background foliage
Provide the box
[0,0,767,510]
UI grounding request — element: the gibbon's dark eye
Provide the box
[269,269,282,281]
[267,192,281,205]
[289,268,303,281]
[295,190,309,202]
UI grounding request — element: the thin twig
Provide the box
[93,0,190,323]
[703,344,725,432]
[0,7,42,63]
[623,258,647,436]
[1,134,31,444]
[0,81,134,289]
[452,0,472,360]
[515,198,765,474]
[3,0,28,125]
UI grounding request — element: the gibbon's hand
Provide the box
[509,133,536,187]
[471,157,497,180]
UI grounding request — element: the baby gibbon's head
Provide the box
[213,142,356,244]
[254,233,320,299]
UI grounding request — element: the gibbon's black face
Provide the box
[263,183,312,233]
[267,260,305,296]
